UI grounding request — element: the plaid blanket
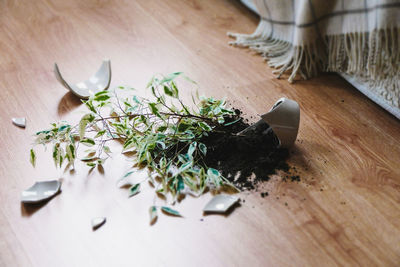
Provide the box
[229,0,400,118]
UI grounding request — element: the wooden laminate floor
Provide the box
[0,0,399,266]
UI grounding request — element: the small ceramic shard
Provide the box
[203,194,239,213]
[21,180,61,203]
[54,60,112,99]
[91,217,106,230]
[12,117,26,128]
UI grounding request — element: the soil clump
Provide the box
[200,110,289,190]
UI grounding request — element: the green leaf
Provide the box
[183,175,197,191]
[81,138,95,146]
[224,118,241,126]
[103,146,111,154]
[79,114,95,139]
[151,86,156,97]
[52,144,59,167]
[84,100,97,113]
[179,161,192,172]
[177,122,191,132]
[146,76,155,88]
[30,148,36,167]
[163,85,173,97]
[132,95,141,104]
[123,136,136,151]
[94,130,106,138]
[94,90,109,97]
[123,101,132,108]
[188,141,197,157]
[198,121,212,131]
[58,146,64,168]
[81,154,99,161]
[199,167,206,192]
[160,72,182,84]
[198,143,207,156]
[207,168,220,177]
[51,144,64,168]
[207,168,222,187]
[156,141,166,150]
[123,171,134,178]
[94,94,110,102]
[158,157,167,170]
[157,125,167,132]
[148,103,161,117]
[177,175,184,192]
[97,158,107,166]
[145,150,152,163]
[221,108,234,114]
[66,144,75,161]
[86,162,96,167]
[161,206,182,217]
[156,133,166,140]
[183,75,197,84]
[58,124,70,132]
[171,81,179,98]
[35,130,50,136]
[183,132,195,140]
[149,206,158,223]
[69,134,77,144]
[178,154,188,163]
[128,183,141,198]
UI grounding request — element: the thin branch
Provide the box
[96,112,214,122]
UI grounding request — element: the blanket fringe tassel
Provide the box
[228,19,399,108]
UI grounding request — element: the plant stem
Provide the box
[96,112,214,122]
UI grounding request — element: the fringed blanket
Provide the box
[229,0,400,119]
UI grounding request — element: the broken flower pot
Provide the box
[261,97,300,148]
[54,60,111,99]
[21,180,61,204]
[239,98,300,148]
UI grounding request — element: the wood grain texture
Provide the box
[0,0,399,266]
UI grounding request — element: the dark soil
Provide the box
[199,110,289,190]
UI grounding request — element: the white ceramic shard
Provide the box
[203,195,239,213]
[21,180,61,203]
[54,60,111,99]
[260,98,300,148]
[91,217,106,230]
[12,117,26,128]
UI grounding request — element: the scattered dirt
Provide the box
[200,110,290,190]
